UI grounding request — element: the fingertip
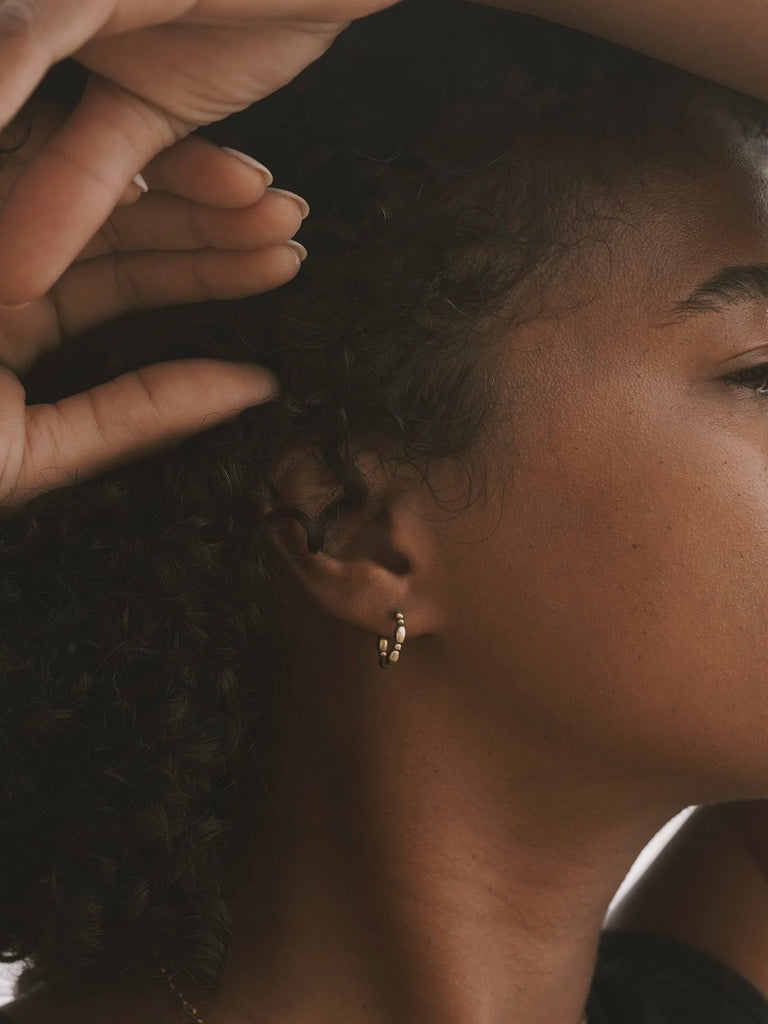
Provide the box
[220,149,273,187]
[239,365,282,405]
[285,240,308,264]
[116,183,144,207]
[116,174,149,206]
[214,364,281,419]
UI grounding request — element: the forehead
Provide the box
[592,112,768,330]
[500,111,768,381]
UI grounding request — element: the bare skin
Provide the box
[2,0,768,506]
[195,105,768,1024]
[0,0,393,506]
[8,0,768,1021]
[0,98,300,506]
[9,89,768,1024]
[0,0,399,307]
[489,0,768,111]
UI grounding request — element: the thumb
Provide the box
[10,359,280,506]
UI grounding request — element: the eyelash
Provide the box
[723,363,768,395]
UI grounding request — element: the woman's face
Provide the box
[421,103,768,807]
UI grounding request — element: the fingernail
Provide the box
[132,173,149,193]
[285,240,308,264]
[221,148,274,187]
[265,187,310,220]
[0,300,31,310]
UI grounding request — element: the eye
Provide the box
[723,363,768,395]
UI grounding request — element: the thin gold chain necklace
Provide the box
[158,964,589,1024]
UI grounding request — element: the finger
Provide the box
[7,358,280,507]
[187,0,398,21]
[74,136,279,245]
[0,0,190,133]
[115,174,150,207]
[97,136,274,217]
[77,188,307,261]
[0,2,100,136]
[0,72,185,306]
[138,135,274,209]
[54,242,307,339]
[115,183,144,207]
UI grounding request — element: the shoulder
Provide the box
[604,804,768,1009]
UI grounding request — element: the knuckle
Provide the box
[98,216,124,252]
[187,252,216,301]
[112,252,144,311]
[130,369,167,434]
[90,375,161,448]
[185,200,208,248]
[83,392,112,448]
[0,0,39,39]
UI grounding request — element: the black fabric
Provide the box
[1,930,768,1022]
[587,929,768,1022]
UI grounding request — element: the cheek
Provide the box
[441,382,768,803]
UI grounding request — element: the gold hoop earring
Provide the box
[378,611,406,668]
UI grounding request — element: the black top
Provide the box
[1,930,767,1022]
[587,930,768,1022]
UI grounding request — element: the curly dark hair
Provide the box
[1,0,767,1002]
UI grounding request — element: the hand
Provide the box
[0,0,400,307]
[0,98,308,508]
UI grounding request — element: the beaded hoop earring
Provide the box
[378,611,406,668]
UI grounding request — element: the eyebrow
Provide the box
[664,263,768,323]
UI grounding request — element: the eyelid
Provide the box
[722,361,768,394]
[713,344,768,374]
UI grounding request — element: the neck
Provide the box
[195,643,680,1024]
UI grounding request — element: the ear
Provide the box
[264,443,444,640]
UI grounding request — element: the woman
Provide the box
[3,1,768,1023]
